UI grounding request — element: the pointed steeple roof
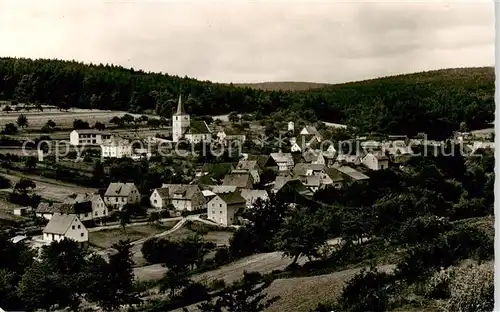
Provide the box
[174,94,186,115]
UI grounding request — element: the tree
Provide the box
[94,121,106,130]
[3,105,12,113]
[3,123,17,135]
[160,268,190,298]
[14,178,36,192]
[89,240,139,311]
[110,116,123,127]
[91,160,105,185]
[73,119,90,129]
[24,156,37,171]
[228,112,240,123]
[119,208,131,232]
[16,114,28,128]
[274,205,329,265]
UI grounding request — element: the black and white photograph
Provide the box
[0,0,495,311]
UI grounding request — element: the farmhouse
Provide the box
[103,182,141,210]
[159,184,206,211]
[65,193,108,221]
[101,137,133,159]
[150,188,170,209]
[217,128,246,144]
[207,191,246,226]
[42,213,88,244]
[69,129,111,146]
[222,171,254,189]
[235,160,261,184]
[362,151,390,171]
[270,152,294,173]
[299,126,322,142]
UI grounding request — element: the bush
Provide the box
[333,266,394,312]
[209,278,226,291]
[213,247,231,266]
[443,262,493,312]
[398,215,452,245]
[158,209,170,218]
[423,267,453,299]
[179,282,209,303]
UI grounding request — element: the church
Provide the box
[172,95,212,143]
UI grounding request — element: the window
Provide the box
[219,204,222,208]
[154,199,157,204]
[77,225,81,229]
[220,211,222,214]
[122,198,125,202]
[72,225,75,230]
[95,211,98,216]
[81,233,84,237]
[212,210,215,215]
[85,213,88,217]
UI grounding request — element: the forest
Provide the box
[0,57,494,139]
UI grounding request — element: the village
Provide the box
[1,92,493,256]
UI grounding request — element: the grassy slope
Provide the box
[233,81,331,91]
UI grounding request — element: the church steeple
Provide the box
[175,94,185,115]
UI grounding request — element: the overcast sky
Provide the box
[0,0,494,84]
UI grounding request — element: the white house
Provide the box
[66,193,108,221]
[172,95,211,143]
[103,182,141,210]
[216,129,246,145]
[288,121,295,132]
[207,192,246,226]
[42,213,88,244]
[362,152,390,171]
[150,188,170,209]
[36,202,94,221]
[101,137,133,159]
[159,184,206,211]
[299,126,322,142]
[70,129,111,146]
[240,189,269,208]
[289,137,302,152]
[270,152,294,173]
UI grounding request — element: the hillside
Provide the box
[233,81,331,91]
[0,58,494,138]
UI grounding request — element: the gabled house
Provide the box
[184,120,212,144]
[362,151,389,171]
[270,152,294,173]
[292,163,326,177]
[36,202,94,222]
[42,213,88,244]
[247,155,278,172]
[234,160,261,184]
[299,126,323,142]
[275,179,314,204]
[150,188,170,209]
[206,185,239,194]
[160,184,206,211]
[207,192,246,226]
[217,128,246,144]
[324,167,344,189]
[65,193,108,221]
[302,149,325,165]
[101,136,133,159]
[289,137,302,152]
[335,166,370,184]
[103,182,141,210]
[336,153,362,165]
[222,171,254,189]
[239,189,269,208]
[69,129,111,146]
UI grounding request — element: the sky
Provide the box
[0,0,495,84]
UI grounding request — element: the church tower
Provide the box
[172,94,190,142]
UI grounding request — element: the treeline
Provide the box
[0,57,494,139]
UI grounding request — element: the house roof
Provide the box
[43,213,78,235]
[239,189,269,203]
[202,190,216,197]
[293,163,325,176]
[154,188,170,199]
[273,175,294,191]
[160,184,202,200]
[278,179,314,198]
[302,149,322,163]
[336,166,370,181]
[187,120,211,135]
[223,128,246,136]
[36,202,85,214]
[247,155,277,169]
[236,160,259,171]
[270,152,294,164]
[367,151,389,161]
[73,129,111,135]
[101,136,131,146]
[300,175,321,187]
[222,172,253,188]
[325,168,344,182]
[208,185,238,194]
[217,192,246,205]
[104,183,137,197]
[302,126,321,137]
[173,95,186,116]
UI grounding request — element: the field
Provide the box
[89,222,178,249]
[0,169,95,202]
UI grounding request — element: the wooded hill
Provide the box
[0,57,494,139]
